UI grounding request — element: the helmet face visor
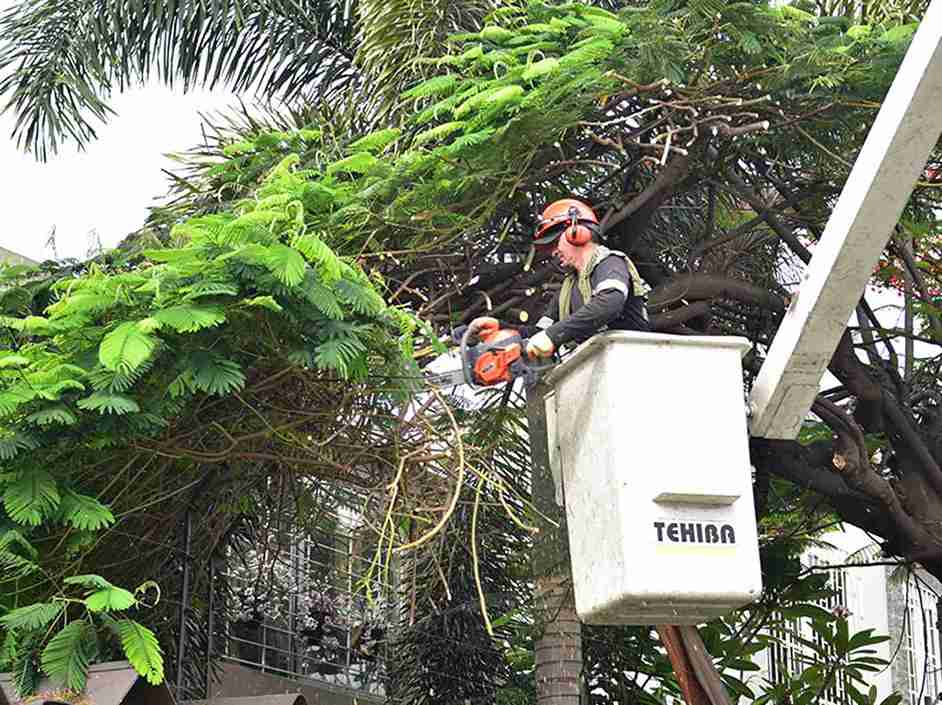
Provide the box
[533,222,567,249]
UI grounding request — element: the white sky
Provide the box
[1,84,236,262]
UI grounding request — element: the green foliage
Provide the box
[113,619,164,685]
[0,1,930,700]
[3,470,59,526]
[0,575,163,694]
[40,620,96,692]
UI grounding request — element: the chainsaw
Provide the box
[423,321,558,389]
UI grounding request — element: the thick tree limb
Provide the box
[723,169,812,264]
[601,153,691,244]
[650,301,712,331]
[811,397,942,561]
[648,274,786,313]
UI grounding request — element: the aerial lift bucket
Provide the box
[541,331,762,625]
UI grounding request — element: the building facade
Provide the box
[753,526,941,705]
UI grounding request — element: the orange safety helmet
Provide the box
[533,198,600,248]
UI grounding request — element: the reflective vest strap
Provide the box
[558,246,649,320]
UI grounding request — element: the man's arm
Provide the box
[544,257,631,347]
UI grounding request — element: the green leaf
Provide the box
[40,620,94,692]
[25,405,78,427]
[0,530,40,577]
[63,574,114,589]
[3,470,60,526]
[191,354,246,396]
[0,354,31,369]
[305,278,344,320]
[265,244,307,287]
[99,322,157,374]
[847,628,890,651]
[348,128,401,153]
[315,337,367,378]
[1,629,15,667]
[77,392,141,415]
[413,121,468,147]
[0,602,64,631]
[336,279,384,315]
[401,74,460,99]
[327,152,379,176]
[0,549,39,578]
[85,587,136,612]
[153,305,226,333]
[11,647,41,698]
[242,296,283,313]
[60,490,115,531]
[113,619,164,685]
[0,431,39,460]
[292,235,343,282]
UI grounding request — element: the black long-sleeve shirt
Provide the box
[536,255,650,347]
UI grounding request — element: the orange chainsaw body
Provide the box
[473,328,523,385]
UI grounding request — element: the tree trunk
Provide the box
[535,575,584,705]
[528,383,585,705]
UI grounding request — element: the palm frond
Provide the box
[0,0,360,159]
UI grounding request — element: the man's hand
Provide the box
[527,331,555,359]
[469,316,499,333]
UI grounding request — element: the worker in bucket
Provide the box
[472,198,651,360]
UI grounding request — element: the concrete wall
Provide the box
[211,661,383,705]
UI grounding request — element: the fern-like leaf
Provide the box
[25,405,78,427]
[264,244,307,287]
[113,619,163,685]
[336,279,385,315]
[401,74,460,99]
[190,354,246,396]
[413,121,468,146]
[59,490,115,532]
[0,602,64,631]
[0,431,39,460]
[11,645,41,698]
[99,322,157,374]
[242,296,284,313]
[292,235,343,282]
[76,392,141,415]
[326,152,379,176]
[305,279,344,320]
[348,128,401,153]
[0,354,31,370]
[40,620,94,692]
[153,305,226,333]
[63,574,114,589]
[85,586,136,612]
[315,337,367,378]
[0,549,40,577]
[3,470,60,526]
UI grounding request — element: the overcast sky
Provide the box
[1,84,236,262]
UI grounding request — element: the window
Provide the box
[765,556,851,705]
[221,502,391,697]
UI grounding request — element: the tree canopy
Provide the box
[1,0,941,702]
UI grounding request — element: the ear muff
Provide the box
[563,206,598,246]
[565,223,593,246]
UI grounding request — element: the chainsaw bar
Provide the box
[421,368,468,388]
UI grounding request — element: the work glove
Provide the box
[469,316,500,341]
[527,330,555,360]
[470,316,499,333]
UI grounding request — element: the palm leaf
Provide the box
[0,0,362,159]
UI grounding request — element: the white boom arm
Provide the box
[749,2,942,439]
